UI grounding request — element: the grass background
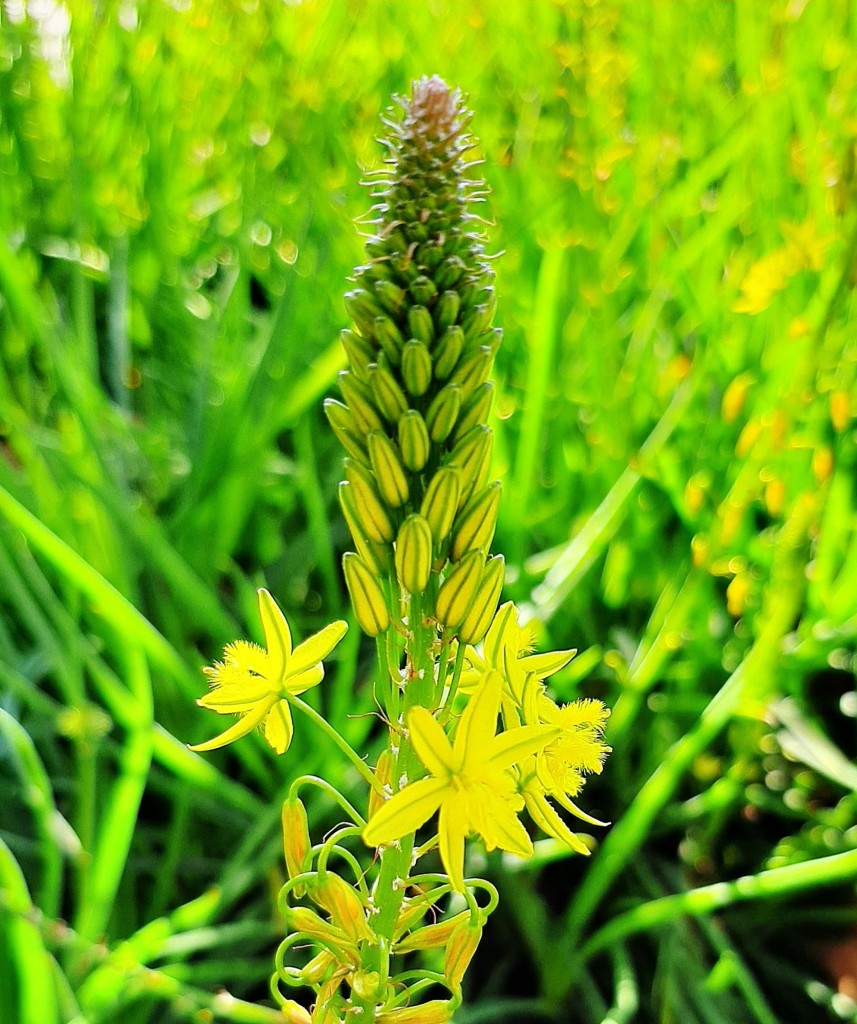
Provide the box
[1,0,857,1021]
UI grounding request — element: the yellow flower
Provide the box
[191,589,347,755]
[459,601,577,701]
[535,695,611,821]
[363,671,559,891]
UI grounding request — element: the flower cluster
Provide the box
[191,78,611,1024]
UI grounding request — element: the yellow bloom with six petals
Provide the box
[191,589,348,755]
[363,670,559,891]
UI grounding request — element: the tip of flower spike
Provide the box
[407,75,463,143]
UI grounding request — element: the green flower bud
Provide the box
[340,328,374,379]
[343,553,389,637]
[435,256,466,290]
[462,292,497,341]
[344,458,395,543]
[398,410,431,472]
[459,555,505,645]
[419,467,461,543]
[394,514,433,595]
[433,290,461,334]
[410,274,438,306]
[408,304,435,346]
[401,339,433,397]
[368,431,409,508]
[375,278,406,316]
[324,399,369,464]
[436,551,486,632]
[345,288,383,334]
[433,325,465,381]
[425,383,462,443]
[375,315,404,366]
[452,382,494,442]
[450,481,501,561]
[339,370,384,434]
[449,346,493,400]
[446,426,493,504]
[367,364,409,423]
[338,483,390,577]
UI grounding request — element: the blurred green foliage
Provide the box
[1,1,856,1022]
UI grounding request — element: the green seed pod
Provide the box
[434,290,461,334]
[449,346,493,400]
[394,514,433,595]
[324,399,369,464]
[401,340,433,397]
[433,325,465,381]
[367,431,409,508]
[398,410,431,472]
[344,458,394,543]
[375,278,406,316]
[452,382,494,442]
[338,483,390,576]
[367,364,409,423]
[339,370,384,435]
[436,551,486,632]
[340,329,374,380]
[450,480,501,561]
[344,288,383,334]
[425,383,462,443]
[343,553,389,637]
[459,555,505,645]
[408,304,435,346]
[374,315,404,366]
[410,274,438,306]
[420,467,461,543]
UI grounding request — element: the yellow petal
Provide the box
[523,790,591,855]
[518,648,577,680]
[258,589,292,683]
[481,798,532,859]
[286,662,325,696]
[438,801,467,892]
[488,724,561,771]
[363,777,447,846]
[264,699,294,754]
[289,620,348,677]
[188,697,274,752]
[197,689,271,713]
[553,789,610,828]
[455,670,502,765]
[409,707,456,778]
[483,601,517,668]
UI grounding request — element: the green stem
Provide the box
[285,694,383,795]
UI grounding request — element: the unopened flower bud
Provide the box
[433,325,464,381]
[395,911,468,952]
[394,514,433,595]
[449,345,493,400]
[433,291,460,334]
[343,553,390,637]
[338,483,390,577]
[344,288,383,334]
[452,382,494,443]
[408,304,435,346]
[309,873,371,942]
[344,459,394,543]
[281,999,313,1024]
[398,410,431,471]
[435,256,466,290]
[425,383,462,443]
[377,1000,452,1024]
[450,480,501,560]
[409,274,438,306]
[458,555,505,645]
[368,431,409,508]
[419,467,460,544]
[375,278,406,316]
[324,399,369,464]
[368,364,409,422]
[340,328,374,379]
[436,551,486,632]
[401,339,433,397]
[339,370,385,435]
[375,315,404,366]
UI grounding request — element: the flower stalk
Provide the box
[192,76,611,1023]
